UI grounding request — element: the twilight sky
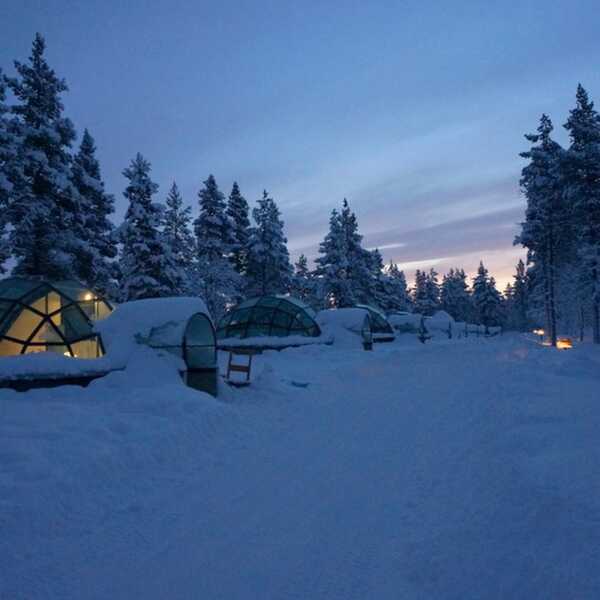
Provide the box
[3,1,600,289]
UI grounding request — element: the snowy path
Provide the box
[2,336,600,598]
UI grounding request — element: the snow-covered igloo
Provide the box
[316,307,373,349]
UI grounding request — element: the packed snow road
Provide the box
[2,335,600,599]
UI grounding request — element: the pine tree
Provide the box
[71,129,117,294]
[563,85,600,343]
[163,181,194,295]
[516,114,570,346]
[226,181,250,275]
[194,175,239,318]
[119,154,181,300]
[6,34,83,279]
[246,190,292,297]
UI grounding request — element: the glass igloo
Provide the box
[217,295,321,340]
[0,278,112,358]
[355,304,396,342]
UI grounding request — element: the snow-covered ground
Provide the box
[2,334,599,599]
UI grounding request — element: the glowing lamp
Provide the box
[533,328,545,337]
[83,292,94,301]
[556,338,573,350]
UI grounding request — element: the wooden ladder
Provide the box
[226,349,254,386]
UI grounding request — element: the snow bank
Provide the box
[0,352,113,381]
[3,336,600,598]
[218,332,332,350]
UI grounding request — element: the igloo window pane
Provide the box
[52,305,93,341]
[0,339,24,356]
[6,309,44,342]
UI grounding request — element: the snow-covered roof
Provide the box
[315,308,371,348]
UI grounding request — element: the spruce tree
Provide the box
[564,85,600,343]
[194,175,239,318]
[7,33,83,279]
[119,154,181,300]
[163,181,194,295]
[226,181,250,275]
[246,190,292,297]
[71,129,117,294]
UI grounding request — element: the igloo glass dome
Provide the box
[0,278,112,358]
[216,295,321,340]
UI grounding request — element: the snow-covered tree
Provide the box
[425,268,440,313]
[413,269,439,315]
[382,261,411,312]
[119,154,182,300]
[516,114,570,346]
[504,259,529,331]
[6,34,83,279]
[246,190,292,297]
[369,248,388,309]
[0,69,17,272]
[315,199,373,307]
[194,175,239,318]
[226,181,250,275]
[472,262,503,329]
[563,85,600,343]
[291,253,319,307]
[315,208,353,307]
[163,181,194,295]
[71,129,117,294]
[440,268,472,321]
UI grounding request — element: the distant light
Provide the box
[63,351,71,357]
[557,338,573,350]
[83,293,94,301]
[533,328,544,337]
